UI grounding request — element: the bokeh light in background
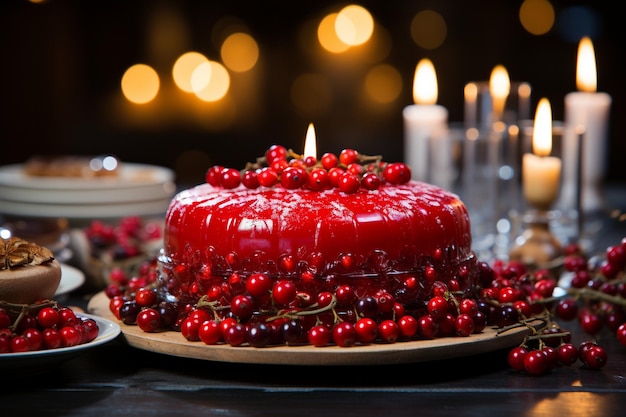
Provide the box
[121,64,160,104]
[193,61,230,102]
[364,64,403,104]
[410,10,447,50]
[519,0,555,36]
[172,52,210,93]
[220,32,259,73]
[334,5,374,46]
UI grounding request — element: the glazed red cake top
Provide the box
[163,180,472,278]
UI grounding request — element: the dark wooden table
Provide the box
[2,185,626,417]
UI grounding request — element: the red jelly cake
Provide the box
[153,145,480,345]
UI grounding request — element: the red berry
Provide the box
[136,308,161,332]
[180,317,202,341]
[265,145,288,163]
[397,315,418,338]
[305,324,329,347]
[616,323,626,347]
[320,152,338,169]
[557,343,579,365]
[272,280,297,305]
[257,167,279,187]
[206,165,223,186]
[508,346,529,371]
[418,314,438,339]
[220,167,242,189]
[555,298,579,321]
[361,172,381,190]
[42,328,61,349]
[199,320,222,345]
[377,319,400,343]
[280,166,308,189]
[338,171,360,194]
[223,322,247,347]
[383,162,411,184]
[354,318,378,344]
[246,273,272,298]
[332,322,357,347]
[524,349,550,375]
[10,335,30,353]
[135,288,157,307]
[60,326,82,347]
[427,296,448,319]
[37,307,60,329]
[579,310,603,335]
[307,168,329,191]
[455,314,475,337]
[230,295,255,319]
[339,148,359,165]
[242,170,259,189]
[581,344,608,369]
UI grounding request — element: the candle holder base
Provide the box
[509,210,563,269]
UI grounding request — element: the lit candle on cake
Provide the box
[523,98,562,211]
[403,58,448,183]
[562,36,612,213]
[489,65,510,125]
[303,122,317,160]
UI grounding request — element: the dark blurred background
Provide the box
[1,0,624,187]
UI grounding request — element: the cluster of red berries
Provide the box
[508,337,608,375]
[205,145,412,194]
[0,300,99,353]
[84,216,162,260]
[103,235,625,375]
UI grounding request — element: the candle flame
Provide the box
[412,58,438,105]
[303,123,317,160]
[576,36,597,92]
[532,97,552,157]
[489,65,510,99]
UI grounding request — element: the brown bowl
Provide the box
[0,259,62,305]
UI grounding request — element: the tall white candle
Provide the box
[561,37,612,213]
[523,98,562,211]
[403,58,448,185]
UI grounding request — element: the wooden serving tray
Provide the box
[88,291,540,366]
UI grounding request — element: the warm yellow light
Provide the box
[172,51,209,93]
[304,123,317,160]
[519,0,555,36]
[335,4,374,46]
[410,10,447,50]
[412,58,438,105]
[490,65,510,100]
[364,64,403,104]
[221,32,259,72]
[121,64,160,104]
[194,61,230,102]
[576,36,597,92]
[318,13,350,53]
[533,97,553,156]
[190,62,212,93]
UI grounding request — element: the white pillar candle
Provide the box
[403,58,449,185]
[561,37,612,213]
[523,98,562,210]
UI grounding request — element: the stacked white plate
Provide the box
[0,163,176,218]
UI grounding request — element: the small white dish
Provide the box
[56,264,86,297]
[0,314,121,371]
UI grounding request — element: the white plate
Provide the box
[0,314,120,371]
[0,197,173,218]
[0,163,176,205]
[56,264,86,297]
